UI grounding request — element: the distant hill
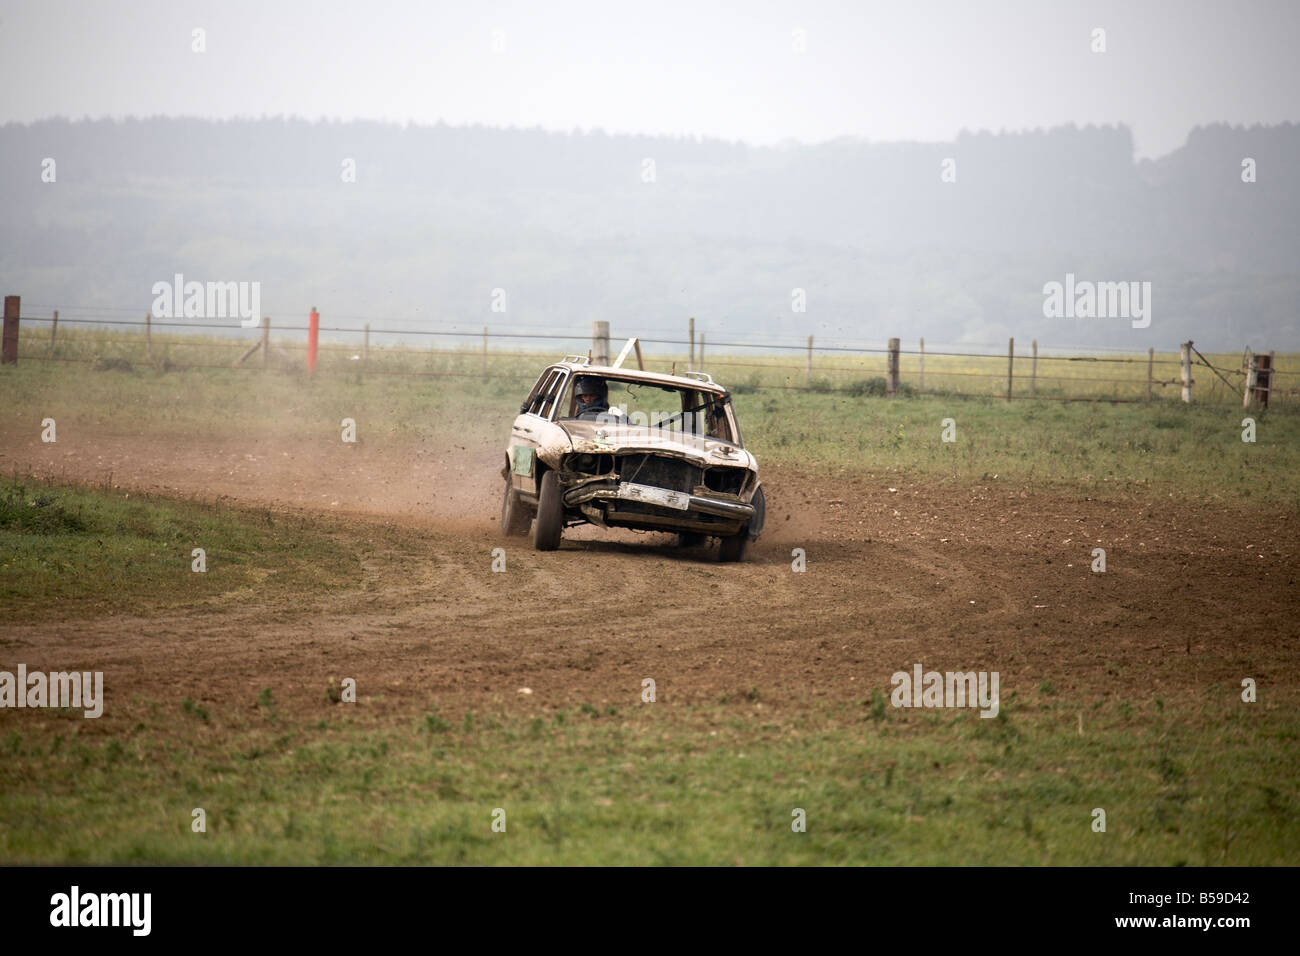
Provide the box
[1,117,1296,350]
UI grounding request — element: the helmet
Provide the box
[573,376,607,399]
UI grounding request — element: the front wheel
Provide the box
[718,485,765,563]
[532,470,564,551]
[718,532,748,562]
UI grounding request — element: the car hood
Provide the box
[556,420,756,470]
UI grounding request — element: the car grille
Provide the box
[617,454,702,493]
[703,466,747,495]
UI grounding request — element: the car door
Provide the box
[509,366,568,496]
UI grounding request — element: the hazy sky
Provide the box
[1,0,1296,158]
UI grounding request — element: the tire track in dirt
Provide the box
[2,425,1297,720]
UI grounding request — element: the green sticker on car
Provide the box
[511,445,534,476]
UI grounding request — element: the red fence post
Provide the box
[2,295,19,365]
[307,306,319,373]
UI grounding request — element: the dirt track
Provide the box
[3,427,1298,719]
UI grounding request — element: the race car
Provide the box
[500,351,765,561]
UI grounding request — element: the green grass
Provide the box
[5,329,1299,505]
[0,476,359,620]
[1,688,1294,864]
[736,390,1300,503]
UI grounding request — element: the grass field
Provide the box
[16,322,1299,401]
[8,328,1300,504]
[4,661,1294,864]
[1,330,1298,865]
[0,477,358,622]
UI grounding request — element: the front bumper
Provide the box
[564,480,756,522]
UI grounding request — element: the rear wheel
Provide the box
[532,470,564,551]
[500,477,530,536]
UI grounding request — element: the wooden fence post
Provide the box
[363,323,370,364]
[1,295,19,365]
[1180,341,1193,403]
[262,317,270,368]
[237,319,265,367]
[887,337,900,397]
[50,310,58,352]
[1244,351,1274,409]
[145,312,153,361]
[1006,337,1014,400]
[918,337,925,391]
[805,335,813,389]
[482,325,488,375]
[1147,347,1154,401]
[688,316,695,371]
[1031,340,1038,395]
[592,321,610,365]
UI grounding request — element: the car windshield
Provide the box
[562,377,737,443]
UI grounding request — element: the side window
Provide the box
[523,369,554,414]
[526,370,561,416]
[534,370,570,420]
[551,375,575,419]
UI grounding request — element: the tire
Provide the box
[532,469,564,551]
[500,477,530,537]
[719,485,765,562]
[677,532,706,548]
[746,484,767,541]
[718,532,748,562]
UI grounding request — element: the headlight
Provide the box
[567,453,612,475]
[569,453,606,473]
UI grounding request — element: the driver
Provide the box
[574,376,612,420]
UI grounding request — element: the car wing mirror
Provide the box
[520,402,530,414]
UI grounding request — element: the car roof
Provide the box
[555,362,728,394]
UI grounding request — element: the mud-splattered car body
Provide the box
[500,357,765,560]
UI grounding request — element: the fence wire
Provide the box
[7,311,1292,406]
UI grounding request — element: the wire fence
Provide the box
[4,307,1295,408]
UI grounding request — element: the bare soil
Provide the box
[3,426,1297,721]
